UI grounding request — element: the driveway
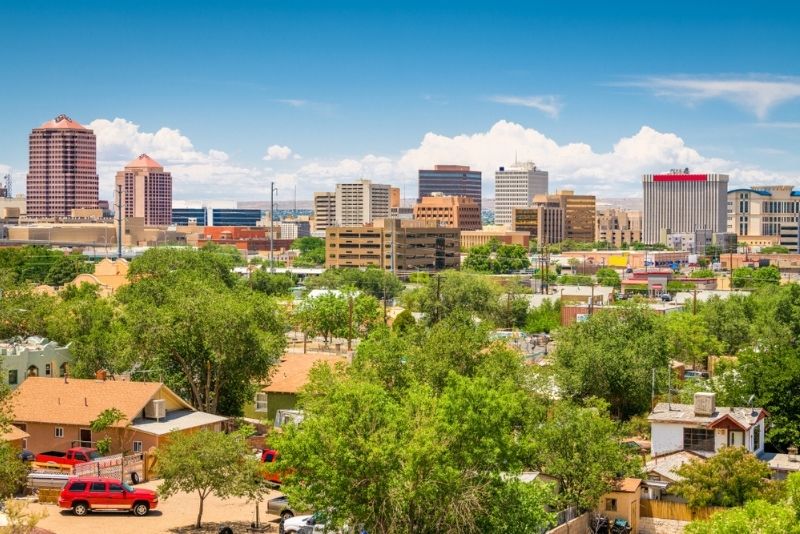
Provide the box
[30,480,283,533]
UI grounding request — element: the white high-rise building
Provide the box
[642,170,728,244]
[313,192,336,232]
[494,162,549,226]
[334,179,391,226]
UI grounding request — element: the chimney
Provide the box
[95,369,107,381]
[694,392,716,416]
[789,446,798,462]
[64,368,69,384]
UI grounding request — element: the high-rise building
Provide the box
[642,170,728,244]
[494,162,548,226]
[595,209,642,247]
[390,187,401,209]
[279,220,311,240]
[313,192,337,232]
[511,190,595,245]
[413,194,482,230]
[512,203,563,245]
[334,179,391,226]
[27,114,99,217]
[418,165,482,211]
[114,154,172,225]
[727,185,800,251]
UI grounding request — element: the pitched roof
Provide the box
[38,114,87,130]
[646,450,706,482]
[1,424,30,442]
[10,377,193,427]
[613,477,642,493]
[125,153,163,169]
[262,352,348,394]
[648,402,766,430]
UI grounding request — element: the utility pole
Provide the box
[347,295,354,351]
[269,182,277,273]
[115,184,123,259]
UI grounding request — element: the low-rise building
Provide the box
[595,209,642,247]
[1,336,72,390]
[413,194,481,230]
[460,227,530,249]
[68,258,129,296]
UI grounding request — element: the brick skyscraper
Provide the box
[115,154,173,225]
[26,114,99,217]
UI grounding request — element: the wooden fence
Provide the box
[641,499,725,521]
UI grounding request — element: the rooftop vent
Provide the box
[694,392,716,417]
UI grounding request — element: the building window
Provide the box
[7,370,17,385]
[55,427,64,438]
[255,393,268,413]
[605,498,617,512]
[26,365,39,377]
[754,424,762,451]
[45,363,52,376]
[133,441,143,453]
[683,428,715,452]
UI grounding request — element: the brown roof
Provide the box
[263,352,348,394]
[613,477,642,493]
[1,424,30,442]
[10,377,192,427]
[38,114,87,130]
[125,153,163,169]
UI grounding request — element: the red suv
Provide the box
[58,477,158,516]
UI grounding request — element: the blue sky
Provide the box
[1,1,799,201]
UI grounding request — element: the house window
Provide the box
[133,441,143,453]
[683,428,715,452]
[605,498,617,512]
[7,370,17,385]
[26,365,39,377]
[754,424,762,451]
[45,363,52,376]
[55,427,64,438]
[255,393,268,413]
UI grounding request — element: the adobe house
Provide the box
[11,376,227,454]
[599,478,641,532]
[1,424,30,450]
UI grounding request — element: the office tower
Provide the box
[390,187,401,209]
[595,209,643,247]
[114,154,172,225]
[334,179,391,226]
[313,192,337,232]
[511,190,595,245]
[418,165,482,211]
[727,185,800,251]
[27,114,99,217]
[642,170,728,244]
[413,194,481,230]
[494,162,548,226]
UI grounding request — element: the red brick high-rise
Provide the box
[26,114,99,217]
[115,154,173,225]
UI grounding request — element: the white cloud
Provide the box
[275,99,309,108]
[627,76,800,119]
[263,145,300,161]
[488,95,562,118]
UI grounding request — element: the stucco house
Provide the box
[68,258,130,296]
[648,392,767,458]
[1,424,30,450]
[11,376,227,454]
[1,336,72,390]
[642,450,706,500]
[599,478,641,533]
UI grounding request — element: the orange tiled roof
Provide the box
[39,114,87,130]
[614,477,642,493]
[1,424,30,442]
[125,153,163,169]
[263,352,348,394]
[10,377,191,427]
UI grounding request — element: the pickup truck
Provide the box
[35,447,101,466]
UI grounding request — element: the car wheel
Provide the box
[73,502,89,516]
[132,502,150,516]
[281,510,295,521]
[130,472,140,485]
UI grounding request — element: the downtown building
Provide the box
[418,165,482,211]
[27,114,99,217]
[511,190,596,246]
[334,179,391,226]
[642,171,728,244]
[413,193,482,230]
[172,201,263,226]
[595,209,643,247]
[494,162,549,226]
[727,185,800,252]
[114,154,172,225]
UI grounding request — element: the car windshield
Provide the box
[122,483,135,492]
[89,451,102,460]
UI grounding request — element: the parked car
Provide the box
[36,447,100,466]
[659,293,672,302]
[58,477,158,516]
[261,449,282,485]
[284,513,352,534]
[267,495,296,521]
[684,370,710,379]
[17,449,35,462]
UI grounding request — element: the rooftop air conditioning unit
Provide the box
[145,399,166,420]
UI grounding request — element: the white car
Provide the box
[283,512,354,534]
[283,514,314,533]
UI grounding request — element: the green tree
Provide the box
[663,312,724,370]
[690,268,716,278]
[672,446,772,509]
[558,274,593,285]
[762,245,790,254]
[0,274,55,339]
[293,292,349,343]
[697,294,755,354]
[685,499,800,534]
[391,309,416,333]
[553,303,670,418]
[463,244,530,274]
[525,299,561,334]
[157,427,267,528]
[0,245,63,283]
[305,267,404,300]
[43,252,93,286]
[291,237,325,266]
[595,267,621,288]
[733,266,781,289]
[0,443,27,498]
[250,271,296,296]
[89,408,133,458]
[405,270,500,324]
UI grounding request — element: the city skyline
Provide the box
[1,2,800,202]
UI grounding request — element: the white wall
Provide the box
[651,423,684,456]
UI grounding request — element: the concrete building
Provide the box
[512,203,563,245]
[642,170,728,244]
[27,114,99,217]
[512,191,595,245]
[666,230,737,254]
[596,209,642,247]
[390,187,401,209]
[325,218,460,271]
[312,192,337,233]
[494,162,548,226]
[460,227,530,249]
[727,186,800,252]
[172,201,262,226]
[115,154,172,225]
[418,165,482,211]
[1,336,72,390]
[413,194,481,230]
[279,220,311,240]
[334,180,391,226]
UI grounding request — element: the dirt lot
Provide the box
[28,480,284,534]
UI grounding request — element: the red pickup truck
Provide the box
[35,447,101,466]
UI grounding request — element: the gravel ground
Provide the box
[28,480,283,534]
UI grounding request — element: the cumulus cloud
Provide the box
[626,75,800,119]
[263,145,300,161]
[488,95,563,118]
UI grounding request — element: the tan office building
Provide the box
[114,154,172,225]
[460,228,530,249]
[313,192,336,232]
[335,179,391,226]
[596,209,643,247]
[413,194,481,230]
[512,190,596,245]
[325,218,459,271]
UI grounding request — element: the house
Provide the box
[245,352,348,421]
[10,376,227,454]
[762,447,800,480]
[648,392,767,458]
[68,258,129,296]
[1,425,30,450]
[642,450,706,500]
[0,336,72,390]
[599,478,641,533]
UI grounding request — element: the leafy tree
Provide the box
[250,271,296,296]
[685,499,800,534]
[405,270,500,324]
[391,309,416,333]
[305,267,404,300]
[690,268,716,278]
[531,400,641,511]
[291,237,325,266]
[463,244,530,274]
[672,446,772,509]
[0,274,55,339]
[126,246,239,289]
[553,303,670,418]
[0,443,27,498]
[525,299,561,334]
[696,294,755,354]
[558,274,593,285]
[157,427,267,528]
[89,408,133,458]
[493,282,531,329]
[733,266,781,289]
[43,252,93,286]
[0,245,63,283]
[595,267,621,288]
[762,245,790,254]
[663,312,723,370]
[294,292,348,343]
